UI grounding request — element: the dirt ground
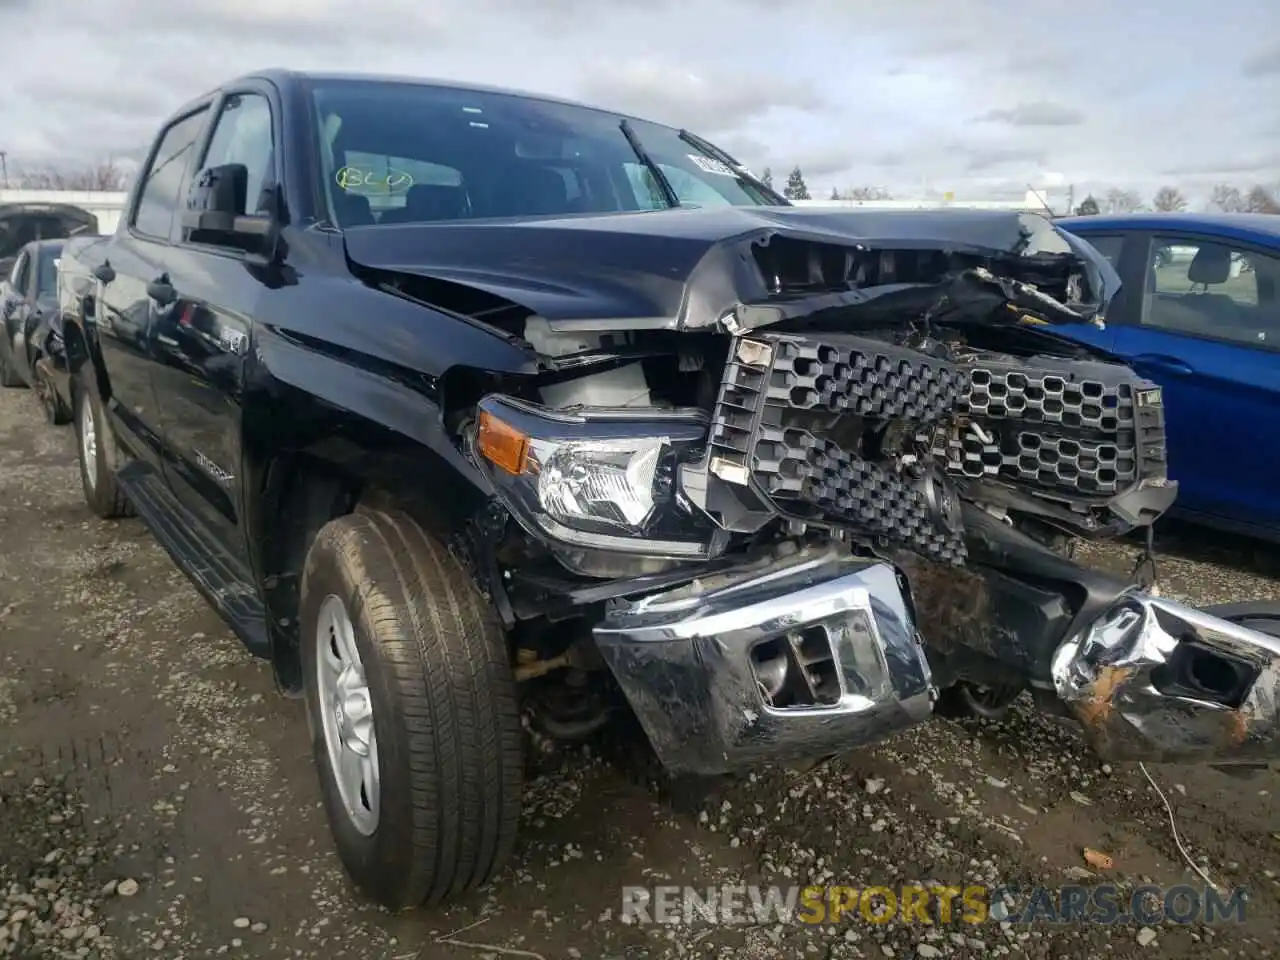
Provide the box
[0,385,1277,960]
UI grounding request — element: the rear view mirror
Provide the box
[180,163,273,253]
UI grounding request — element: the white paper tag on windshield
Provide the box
[688,154,737,177]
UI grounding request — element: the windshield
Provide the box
[308,78,784,228]
[36,244,62,298]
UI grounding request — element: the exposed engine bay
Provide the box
[507,252,1175,580]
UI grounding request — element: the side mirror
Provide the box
[180,163,274,253]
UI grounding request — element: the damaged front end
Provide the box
[1053,593,1280,764]
[592,546,932,775]
[424,207,1280,772]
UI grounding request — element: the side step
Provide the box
[116,462,271,659]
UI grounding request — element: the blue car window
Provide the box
[1144,236,1279,348]
[1082,234,1123,269]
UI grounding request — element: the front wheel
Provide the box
[72,365,132,518]
[0,348,24,388]
[934,681,1023,721]
[299,508,523,909]
[33,358,70,425]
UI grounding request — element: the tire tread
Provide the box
[302,509,521,909]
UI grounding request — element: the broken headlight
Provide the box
[471,395,725,577]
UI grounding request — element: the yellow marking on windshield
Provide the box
[335,166,414,195]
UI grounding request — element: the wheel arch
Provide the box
[62,316,114,406]
[246,344,521,694]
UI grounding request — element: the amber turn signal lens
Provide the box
[477,410,529,475]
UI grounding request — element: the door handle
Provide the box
[147,275,176,306]
[93,261,116,284]
[1133,353,1194,376]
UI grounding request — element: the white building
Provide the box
[790,189,1058,215]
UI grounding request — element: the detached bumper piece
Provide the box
[593,550,934,775]
[1053,593,1280,764]
[923,355,1176,535]
[704,334,970,564]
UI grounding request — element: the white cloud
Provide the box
[576,58,827,134]
[0,0,1275,205]
[975,102,1085,127]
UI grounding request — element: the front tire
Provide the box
[299,509,523,909]
[934,681,1023,721]
[0,349,24,387]
[33,358,70,425]
[72,365,132,518]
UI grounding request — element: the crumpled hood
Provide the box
[342,206,1120,332]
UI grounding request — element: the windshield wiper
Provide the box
[619,119,679,209]
[678,129,788,205]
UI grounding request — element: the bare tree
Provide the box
[14,159,131,191]
[1245,184,1280,214]
[1208,184,1246,212]
[845,185,892,201]
[1103,188,1143,213]
[1151,186,1189,212]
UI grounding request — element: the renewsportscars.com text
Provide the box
[619,884,1248,926]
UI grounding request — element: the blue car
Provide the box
[1055,213,1280,543]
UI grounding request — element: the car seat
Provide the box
[379,184,469,224]
[492,164,575,216]
[331,192,375,228]
[1183,244,1241,326]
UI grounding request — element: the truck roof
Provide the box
[178,68,664,129]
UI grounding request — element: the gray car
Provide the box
[0,238,72,423]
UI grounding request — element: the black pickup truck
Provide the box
[56,69,1280,909]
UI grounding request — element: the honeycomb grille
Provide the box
[704,335,1168,557]
[753,425,966,565]
[928,356,1166,497]
[705,333,969,565]
[963,364,1135,431]
[764,335,969,423]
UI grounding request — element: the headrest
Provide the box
[401,183,467,221]
[498,164,570,216]
[332,191,374,227]
[1188,244,1232,285]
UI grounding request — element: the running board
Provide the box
[116,462,271,659]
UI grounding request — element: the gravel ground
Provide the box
[0,385,1277,960]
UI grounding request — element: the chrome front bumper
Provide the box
[592,548,935,775]
[1052,592,1280,764]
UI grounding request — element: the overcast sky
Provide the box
[1,0,1276,204]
